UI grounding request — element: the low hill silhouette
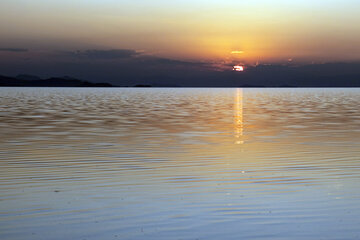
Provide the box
[0,75,114,87]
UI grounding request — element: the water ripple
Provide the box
[1,88,360,240]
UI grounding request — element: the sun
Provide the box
[233,65,244,72]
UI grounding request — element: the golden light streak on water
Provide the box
[234,88,244,145]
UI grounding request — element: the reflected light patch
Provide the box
[233,65,244,72]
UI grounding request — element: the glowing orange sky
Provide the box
[0,0,360,63]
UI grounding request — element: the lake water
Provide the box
[1,87,360,240]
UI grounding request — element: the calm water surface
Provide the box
[1,87,360,240]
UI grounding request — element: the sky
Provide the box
[0,0,360,84]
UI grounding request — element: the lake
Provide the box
[1,87,360,240]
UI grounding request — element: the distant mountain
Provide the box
[16,74,42,81]
[0,75,115,87]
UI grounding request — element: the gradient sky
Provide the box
[1,0,360,63]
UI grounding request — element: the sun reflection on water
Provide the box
[234,88,244,144]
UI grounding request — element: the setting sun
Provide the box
[233,65,244,72]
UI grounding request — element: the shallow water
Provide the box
[1,87,360,240]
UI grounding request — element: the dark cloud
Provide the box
[145,57,203,66]
[0,48,28,52]
[72,49,139,59]
[0,47,212,86]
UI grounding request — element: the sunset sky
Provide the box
[1,0,360,84]
[1,0,360,61]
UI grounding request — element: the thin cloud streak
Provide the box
[0,48,28,52]
[71,49,140,59]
